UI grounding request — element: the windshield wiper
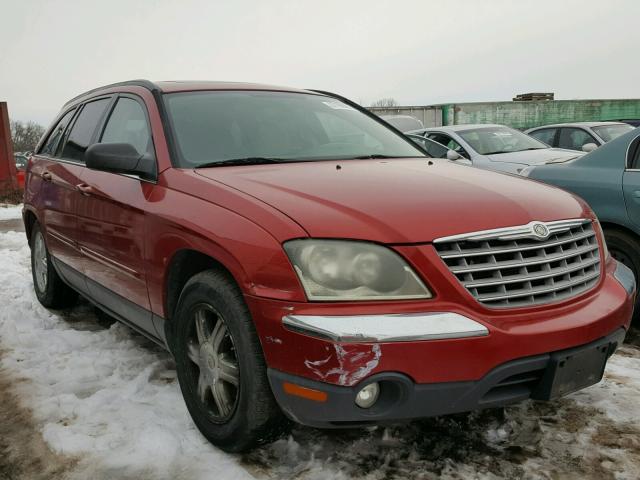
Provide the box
[194,157,289,168]
[485,147,546,155]
[348,154,424,159]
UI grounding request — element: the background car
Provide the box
[410,124,583,174]
[526,122,634,153]
[14,152,28,188]
[381,114,424,132]
[522,126,640,312]
[617,119,640,128]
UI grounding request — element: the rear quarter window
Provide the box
[61,98,111,162]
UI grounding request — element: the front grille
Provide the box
[434,219,601,308]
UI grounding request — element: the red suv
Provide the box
[23,81,635,452]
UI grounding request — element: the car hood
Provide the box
[196,159,590,243]
[486,148,583,166]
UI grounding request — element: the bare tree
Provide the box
[10,120,46,152]
[370,98,399,108]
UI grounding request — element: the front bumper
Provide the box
[268,328,626,427]
[246,256,634,426]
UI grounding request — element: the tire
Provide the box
[30,222,78,309]
[604,228,640,317]
[172,269,289,452]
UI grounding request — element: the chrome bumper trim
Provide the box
[282,312,489,343]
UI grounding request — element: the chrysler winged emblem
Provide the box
[532,222,550,239]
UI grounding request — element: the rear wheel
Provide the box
[172,270,288,452]
[30,222,78,309]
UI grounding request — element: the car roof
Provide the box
[527,121,628,130]
[64,79,319,107]
[420,124,506,132]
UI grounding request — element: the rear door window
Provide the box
[100,97,153,156]
[557,128,598,151]
[61,98,111,162]
[529,128,557,147]
[39,109,76,156]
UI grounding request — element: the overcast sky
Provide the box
[1,0,639,125]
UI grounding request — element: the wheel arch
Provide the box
[164,248,239,324]
[599,220,640,242]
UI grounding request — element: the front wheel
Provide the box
[605,228,640,318]
[172,270,288,452]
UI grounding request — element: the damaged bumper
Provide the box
[268,328,627,428]
[246,258,634,425]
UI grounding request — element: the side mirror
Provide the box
[85,143,156,180]
[582,143,598,153]
[446,149,461,160]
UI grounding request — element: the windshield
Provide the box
[457,126,548,155]
[164,91,426,167]
[592,124,634,143]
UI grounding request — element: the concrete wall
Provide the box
[442,99,640,129]
[369,106,442,128]
[370,99,640,130]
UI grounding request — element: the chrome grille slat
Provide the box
[438,229,595,259]
[476,270,600,302]
[464,256,601,288]
[449,243,599,274]
[434,219,601,308]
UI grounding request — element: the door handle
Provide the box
[76,183,94,196]
[42,171,52,182]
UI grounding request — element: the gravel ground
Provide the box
[0,213,639,480]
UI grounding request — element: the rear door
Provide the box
[623,134,640,228]
[76,95,157,335]
[49,97,113,287]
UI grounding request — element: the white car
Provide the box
[381,115,424,132]
[409,124,584,174]
[525,122,635,152]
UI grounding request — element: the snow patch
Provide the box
[0,204,23,221]
[0,231,253,480]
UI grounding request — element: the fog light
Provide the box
[355,382,380,409]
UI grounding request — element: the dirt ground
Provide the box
[0,357,76,480]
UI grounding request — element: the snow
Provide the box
[0,203,22,220]
[0,226,639,479]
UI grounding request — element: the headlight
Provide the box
[283,239,432,301]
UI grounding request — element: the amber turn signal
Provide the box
[283,382,328,403]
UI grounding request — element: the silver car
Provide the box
[409,124,583,175]
[525,122,634,153]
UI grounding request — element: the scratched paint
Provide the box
[304,344,382,386]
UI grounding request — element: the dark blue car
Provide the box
[522,127,640,307]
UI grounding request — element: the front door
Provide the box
[76,95,157,336]
[623,134,640,228]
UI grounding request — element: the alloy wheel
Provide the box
[186,304,240,422]
[33,231,48,292]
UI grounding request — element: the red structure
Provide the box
[0,102,18,195]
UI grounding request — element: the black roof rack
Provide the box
[63,79,158,107]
